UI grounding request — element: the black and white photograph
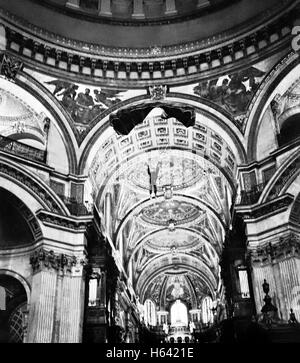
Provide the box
[0,0,299,352]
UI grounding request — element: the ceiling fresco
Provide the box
[89,117,237,198]
[139,199,204,227]
[171,50,288,130]
[24,68,146,132]
[83,107,233,306]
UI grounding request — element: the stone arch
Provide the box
[126,226,216,270]
[78,93,247,175]
[0,158,69,215]
[0,269,31,304]
[0,187,43,245]
[259,149,300,203]
[245,52,300,161]
[14,71,78,174]
[138,259,218,302]
[115,193,225,250]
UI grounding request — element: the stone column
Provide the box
[99,0,112,16]
[271,260,285,320]
[26,269,56,342]
[132,0,145,19]
[26,248,86,343]
[58,259,86,343]
[66,0,80,9]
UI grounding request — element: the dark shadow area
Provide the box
[0,189,35,248]
[278,114,300,147]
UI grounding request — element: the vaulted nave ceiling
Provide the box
[87,109,234,307]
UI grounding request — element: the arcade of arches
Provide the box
[0,0,300,344]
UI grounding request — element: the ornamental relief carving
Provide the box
[249,233,300,265]
[30,248,87,275]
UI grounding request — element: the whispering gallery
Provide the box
[0,0,300,344]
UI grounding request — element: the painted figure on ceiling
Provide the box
[45,80,122,124]
[193,66,265,115]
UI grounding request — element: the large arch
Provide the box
[245,51,300,161]
[126,226,218,268]
[0,269,31,304]
[138,261,218,304]
[115,193,225,247]
[259,148,300,203]
[78,94,247,174]
[0,157,69,215]
[12,71,78,174]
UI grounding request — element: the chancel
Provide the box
[0,0,300,344]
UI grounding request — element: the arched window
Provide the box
[144,299,156,326]
[170,299,188,326]
[202,296,214,324]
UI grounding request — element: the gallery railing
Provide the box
[0,135,46,163]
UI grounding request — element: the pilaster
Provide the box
[26,248,87,343]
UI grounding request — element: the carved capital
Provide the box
[250,233,300,265]
[149,85,168,100]
[30,248,87,276]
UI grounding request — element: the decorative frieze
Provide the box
[37,210,92,230]
[249,233,300,266]
[30,247,88,275]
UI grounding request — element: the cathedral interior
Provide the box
[0,0,300,344]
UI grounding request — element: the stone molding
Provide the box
[29,247,88,275]
[0,159,64,214]
[1,10,293,86]
[249,232,300,265]
[236,194,294,220]
[37,210,93,231]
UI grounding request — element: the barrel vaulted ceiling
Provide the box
[0,0,299,307]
